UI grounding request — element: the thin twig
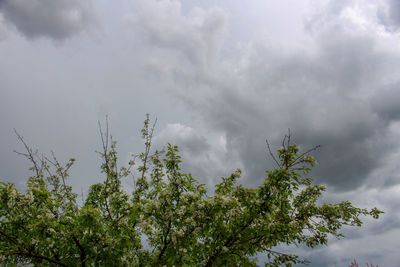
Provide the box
[13,129,41,178]
[266,139,281,168]
[292,145,321,166]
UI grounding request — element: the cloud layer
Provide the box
[129,0,400,192]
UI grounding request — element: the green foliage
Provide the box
[0,117,383,266]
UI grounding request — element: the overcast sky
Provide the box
[1,0,400,266]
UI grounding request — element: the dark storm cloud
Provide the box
[161,36,394,191]
[0,0,98,40]
[205,31,396,190]
[132,0,400,192]
[371,83,400,121]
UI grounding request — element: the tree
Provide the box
[0,115,382,266]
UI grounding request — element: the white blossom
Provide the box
[25,192,34,202]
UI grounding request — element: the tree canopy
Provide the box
[0,116,382,266]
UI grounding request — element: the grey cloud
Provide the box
[304,247,383,267]
[0,0,98,40]
[371,83,400,121]
[153,123,239,187]
[132,0,400,192]
[0,13,7,40]
[378,0,400,32]
[172,37,392,191]
[129,0,228,69]
[303,225,399,267]
[153,123,210,156]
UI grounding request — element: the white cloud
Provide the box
[153,123,242,187]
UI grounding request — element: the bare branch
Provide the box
[97,117,114,221]
[266,139,281,168]
[13,129,41,178]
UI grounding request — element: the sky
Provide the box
[1,0,400,266]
